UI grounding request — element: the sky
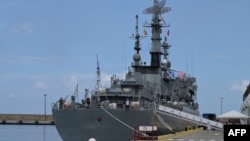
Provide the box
[0,0,250,116]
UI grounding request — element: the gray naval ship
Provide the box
[241,83,250,124]
[52,0,200,141]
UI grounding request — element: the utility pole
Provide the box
[44,94,47,120]
[220,97,223,114]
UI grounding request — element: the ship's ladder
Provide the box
[157,105,223,131]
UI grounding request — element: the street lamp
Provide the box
[220,97,223,114]
[44,94,47,120]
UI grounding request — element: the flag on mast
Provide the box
[177,71,185,79]
[160,14,166,25]
[143,28,148,35]
[96,54,100,71]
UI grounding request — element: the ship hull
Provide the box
[52,108,199,141]
[157,111,200,131]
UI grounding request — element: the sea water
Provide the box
[0,125,62,141]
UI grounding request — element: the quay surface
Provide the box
[158,129,223,141]
[0,114,54,125]
[132,127,223,141]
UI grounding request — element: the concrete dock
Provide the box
[158,129,223,141]
[0,114,54,125]
[131,127,223,141]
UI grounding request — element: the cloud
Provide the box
[70,75,78,87]
[58,72,125,94]
[230,80,250,93]
[61,75,79,93]
[9,23,34,34]
[99,71,126,88]
[34,81,46,89]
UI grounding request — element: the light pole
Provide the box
[44,94,47,120]
[220,97,223,114]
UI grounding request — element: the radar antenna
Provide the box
[129,15,146,54]
[143,0,171,15]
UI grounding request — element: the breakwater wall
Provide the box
[0,114,54,125]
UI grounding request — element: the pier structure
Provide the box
[0,114,54,125]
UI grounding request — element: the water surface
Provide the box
[0,125,62,141]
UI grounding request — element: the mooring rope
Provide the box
[153,110,174,132]
[100,106,134,130]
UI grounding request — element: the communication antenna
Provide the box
[129,15,146,52]
[84,89,89,100]
[95,54,102,92]
[191,47,195,76]
[186,56,189,75]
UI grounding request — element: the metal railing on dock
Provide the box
[0,114,54,125]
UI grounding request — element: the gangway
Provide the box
[157,105,223,131]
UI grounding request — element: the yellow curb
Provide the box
[157,127,203,140]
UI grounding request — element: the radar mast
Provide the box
[143,0,171,67]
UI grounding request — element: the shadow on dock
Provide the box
[0,114,55,125]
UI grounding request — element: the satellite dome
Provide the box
[133,53,141,61]
[161,59,168,66]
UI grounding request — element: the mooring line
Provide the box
[100,106,134,130]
